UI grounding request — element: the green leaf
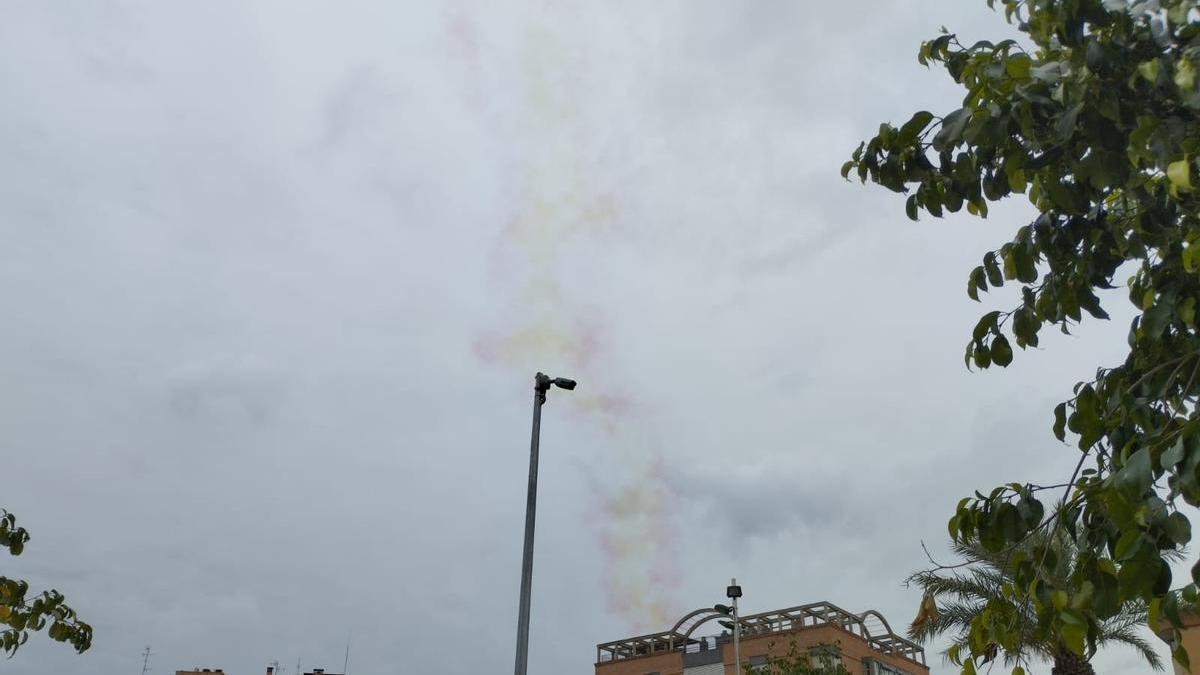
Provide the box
[1138,59,1160,83]
[1115,448,1153,495]
[933,108,970,151]
[991,335,1013,367]
[968,267,986,301]
[906,194,919,221]
[1166,512,1192,545]
[1060,608,1086,626]
[974,311,1001,341]
[1061,622,1086,655]
[1155,558,1173,596]
[1052,589,1068,610]
[1184,245,1199,273]
[1006,55,1031,79]
[973,343,992,369]
[984,252,1004,287]
[1078,290,1109,320]
[1053,403,1067,441]
[1180,297,1197,327]
[1169,158,1192,193]
[1071,580,1095,610]
[1175,644,1191,672]
[1055,103,1083,142]
[1176,59,1196,92]
[899,110,935,142]
[1163,439,1185,469]
[1115,530,1142,561]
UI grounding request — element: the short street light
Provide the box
[512,373,576,675]
[714,578,743,673]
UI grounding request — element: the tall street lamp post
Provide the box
[513,372,576,675]
[715,578,743,674]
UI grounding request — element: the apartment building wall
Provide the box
[597,622,927,675]
[738,624,925,674]
[1163,608,1200,675]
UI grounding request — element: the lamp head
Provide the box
[714,603,733,616]
[534,373,577,401]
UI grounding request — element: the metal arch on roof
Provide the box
[669,607,723,638]
[858,609,897,637]
[596,600,926,666]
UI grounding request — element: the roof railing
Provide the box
[596,601,925,666]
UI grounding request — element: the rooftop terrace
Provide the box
[596,600,925,666]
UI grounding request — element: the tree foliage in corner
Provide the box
[910,531,1167,673]
[845,0,1200,672]
[0,510,91,656]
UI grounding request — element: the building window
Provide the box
[808,646,843,671]
[748,655,770,672]
[865,659,911,675]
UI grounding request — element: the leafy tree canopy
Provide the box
[846,0,1200,672]
[0,510,92,656]
[909,530,1167,673]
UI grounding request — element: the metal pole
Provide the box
[513,375,547,675]
[731,578,741,675]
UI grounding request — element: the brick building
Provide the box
[596,601,927,675]
[176,666,344,675]
[1157,603,1200,674]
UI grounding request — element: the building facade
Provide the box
[1157,605,1200,674]
[176,666,344,675]
[596,601,927,675]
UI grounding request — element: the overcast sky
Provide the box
[0,2,1179,674]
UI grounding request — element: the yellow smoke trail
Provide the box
[458,6,682,632]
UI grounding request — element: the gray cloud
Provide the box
[0,2,1173,675]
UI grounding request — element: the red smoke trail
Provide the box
[451,2,683,632]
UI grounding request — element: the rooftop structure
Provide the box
[596,600,927,675]
[1155,602,1200,675]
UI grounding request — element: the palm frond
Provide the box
[1097,624,1166,671]
[910,523,1164,672]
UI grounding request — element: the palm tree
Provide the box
[907,529,1166,675]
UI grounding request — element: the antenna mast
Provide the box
[140,645,153,675]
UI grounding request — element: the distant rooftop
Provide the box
[596,600,925,666]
